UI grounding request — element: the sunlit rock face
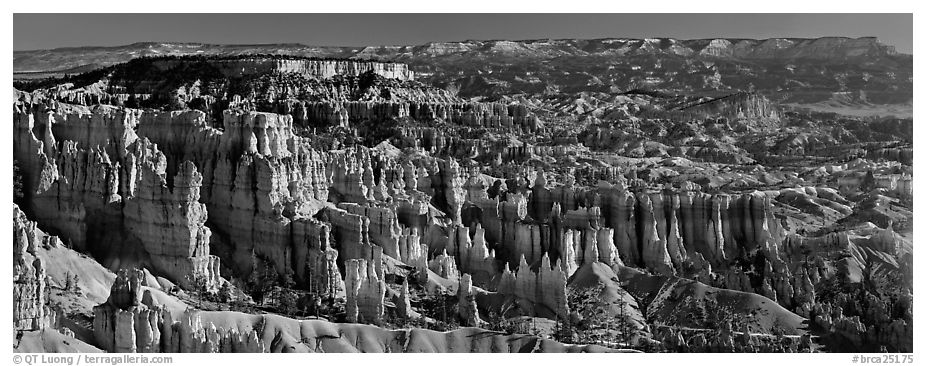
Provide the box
[13,205,50,331]
[13,104,222,290]
[344,259,386,324]
[147,58,415,81]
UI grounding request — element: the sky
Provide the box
[13,13,914,53]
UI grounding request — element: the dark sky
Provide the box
[14,13,913,53]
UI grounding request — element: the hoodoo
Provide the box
[12,28,913,354]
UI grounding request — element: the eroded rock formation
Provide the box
[92,269,267,353]
[12,48,912,353]
[13,205,49,331]
[344,259,386,324]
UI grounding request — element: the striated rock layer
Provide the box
[147,57,415,81]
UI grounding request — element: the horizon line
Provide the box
[13,35,904,54]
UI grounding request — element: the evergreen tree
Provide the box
[13,160,23,201]
[217,282,232,303]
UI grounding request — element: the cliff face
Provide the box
[444,224,498,286]
[289,101,541,132]
[135,109,348,283]
[13,103,222,290]
[123,151,219,289]
[148,57,414,81]
[12,204,80,342]
[14,205,49,331]
[680,92,779,121]
[496,254,569,319]
[868,147,913,166]
[461,176,783,275]
[601,184,786,275]
[446,172,839,318]
[15,102,344,289]
[344,259,386,324]
[17,56,547,143]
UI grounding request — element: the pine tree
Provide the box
[566,283,631,347]
[13,160,23,201]
[217,282,232,303]
[64,271,74,292]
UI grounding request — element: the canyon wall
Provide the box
[13,103,222,290]
[344,259,386,324]
[680,92,780,121]
[13,205,49,331]
[150,58,414,81]
[291,101,541,132]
